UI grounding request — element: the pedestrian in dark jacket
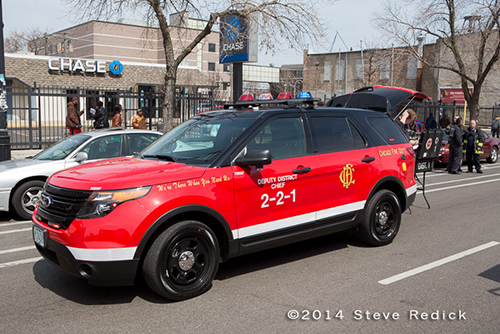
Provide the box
[463,119,485,173]
[439,112,451,129]
[66,96,84,135]
[492,115,500,138]
[425,112,437,130]
[93,100,109,129]
[447,117,463,174]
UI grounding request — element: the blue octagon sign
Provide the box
[109,60,124,75]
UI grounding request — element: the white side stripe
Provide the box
[67,246,137,262]
[316,201,366,221]
[235,213,316,239]
[231,185,415,240]
[406,184,417,197]
[232,200,367,240]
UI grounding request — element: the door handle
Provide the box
[362,156,375,163]
[293,167,312,174]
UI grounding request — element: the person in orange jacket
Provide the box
[112,104,123,128]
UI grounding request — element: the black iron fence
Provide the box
[411,102,500,130]
[5,84,223,150]
[6,85,499,150]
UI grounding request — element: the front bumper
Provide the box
[32,223,139,287]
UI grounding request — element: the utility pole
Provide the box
[0,0,11,161]
[416,34,425,92]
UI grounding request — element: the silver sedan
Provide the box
[0,128,162,220]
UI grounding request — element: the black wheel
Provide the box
[487,146,498,163]
[11,180,45,220]
[358,190,401,246]
[142,220,220,301]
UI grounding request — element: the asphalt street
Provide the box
[1,164,499,334]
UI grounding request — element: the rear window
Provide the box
[368,117,409,145]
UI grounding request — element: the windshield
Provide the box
[33,134,91,160]
[142,113,255,166]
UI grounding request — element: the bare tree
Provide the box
[375,0,500,121]
[4,31,26,53]
[67,0,330,132]
[5,28,47,54]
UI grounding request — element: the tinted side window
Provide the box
[311,116,365,153]
[368,117,408,145]
[246,117,306,160]
[126,133,160,155]
[82,135,122,160]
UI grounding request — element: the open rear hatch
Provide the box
[326,86,431,119]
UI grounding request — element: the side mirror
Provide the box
[235,149,272,168]
[74,152,89,162]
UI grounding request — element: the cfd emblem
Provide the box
[340,164,355,189]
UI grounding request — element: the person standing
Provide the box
[112,104,123,128]
[491,115,500,138]
[447,117,463,174]
[132,109,147,129]
[439,112,451,129]
[425,112,437,130]
[93,100,109,129]
[463,119,485,173]
[66,96,84,135]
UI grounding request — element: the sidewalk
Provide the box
[10,150,42,160]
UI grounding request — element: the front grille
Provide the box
[36,183,92,229]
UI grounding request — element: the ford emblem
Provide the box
[41,194,52,208]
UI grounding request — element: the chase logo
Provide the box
[109,60,124,75]
[227,17,241,41]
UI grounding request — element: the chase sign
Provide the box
[48,58,124,75]
[219,14,257,63]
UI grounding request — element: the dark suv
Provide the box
[33,96,416,301]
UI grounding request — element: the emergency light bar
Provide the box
[226,94,320,109]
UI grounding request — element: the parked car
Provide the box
[435,130,499,164]
[0,128,162,220]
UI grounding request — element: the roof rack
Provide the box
[224,98,320,110]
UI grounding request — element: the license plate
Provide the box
[33,225,46,248]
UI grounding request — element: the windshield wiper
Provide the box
[142,154,177,162]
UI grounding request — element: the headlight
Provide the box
[78,187,151,219]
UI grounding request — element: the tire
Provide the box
[358,190,402,246]
[142,220,220,301]
[487,146,498,163]
[11,180,45,220]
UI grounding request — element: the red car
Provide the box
[33,91,417,301]
[435,130,499,164]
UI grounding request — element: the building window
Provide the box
[380,59,390,80]
[223,64,231,72]
[208,62,216,71]
[222,82,230,91]
[208,43,216,52]
[323,61,331,82]
[407,56,417,79]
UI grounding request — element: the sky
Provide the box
[2,0,385,66]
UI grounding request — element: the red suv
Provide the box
[32,97,416,301]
